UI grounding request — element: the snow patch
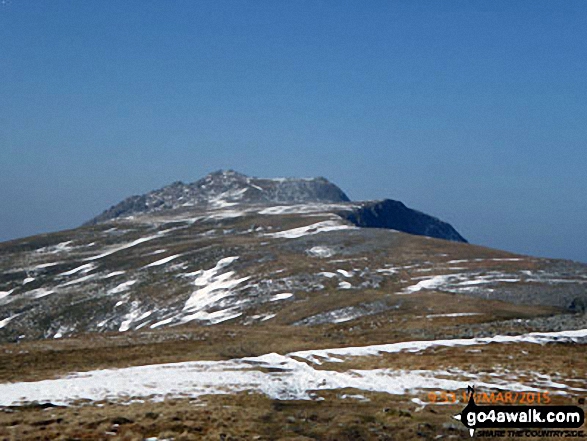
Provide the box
[119,302,151,332]
[290,328,587,365]
[33,262,61,270]
[425,313,482,319]
[306,246,335,258]
[150,317,175,329]
[0,347,579,406]
[401,271,536,295]
[53,325,73,339]
[104,271,126,279]
[0,313,21,329]
[258,203,354,216]
[60,274,96,287]
[59,263,96,277]
[0,289,15,300]
[265,220,356,239]
[29,288,55,299]
[35,241,73,254]
[84,235,160,261]
[145,254,180,267]
[270,293,293,302]
[181,257,250,324]
[108,280,137,295]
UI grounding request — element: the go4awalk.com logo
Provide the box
[454,387,585,438]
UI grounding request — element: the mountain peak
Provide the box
[86,171,350,224]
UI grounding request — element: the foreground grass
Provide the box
[1,391,583,441]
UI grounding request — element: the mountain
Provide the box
[85,170,351,225]
[1,170,586,439]
[86,170,467,244]
[0,170,585,344]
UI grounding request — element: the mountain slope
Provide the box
[1,194,585,343]
[1,171,587,440]
[0,170,585,344]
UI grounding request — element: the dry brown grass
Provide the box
[0,391,583,440]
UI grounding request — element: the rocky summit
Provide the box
[86,170,351,225]
[0,170,586,440]
[86,170,467,243]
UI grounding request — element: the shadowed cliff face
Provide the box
[341,200,468,243]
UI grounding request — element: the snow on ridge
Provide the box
[400,268,587,296]
[265,220,356,239]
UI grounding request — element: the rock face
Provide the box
[341,200,468,243]
[86,170,351,225]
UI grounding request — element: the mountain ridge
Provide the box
[84,170,467,244]
[85,170,351,225]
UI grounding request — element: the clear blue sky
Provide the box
[1,1,586,263]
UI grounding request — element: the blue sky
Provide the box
[1,1,586,262]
